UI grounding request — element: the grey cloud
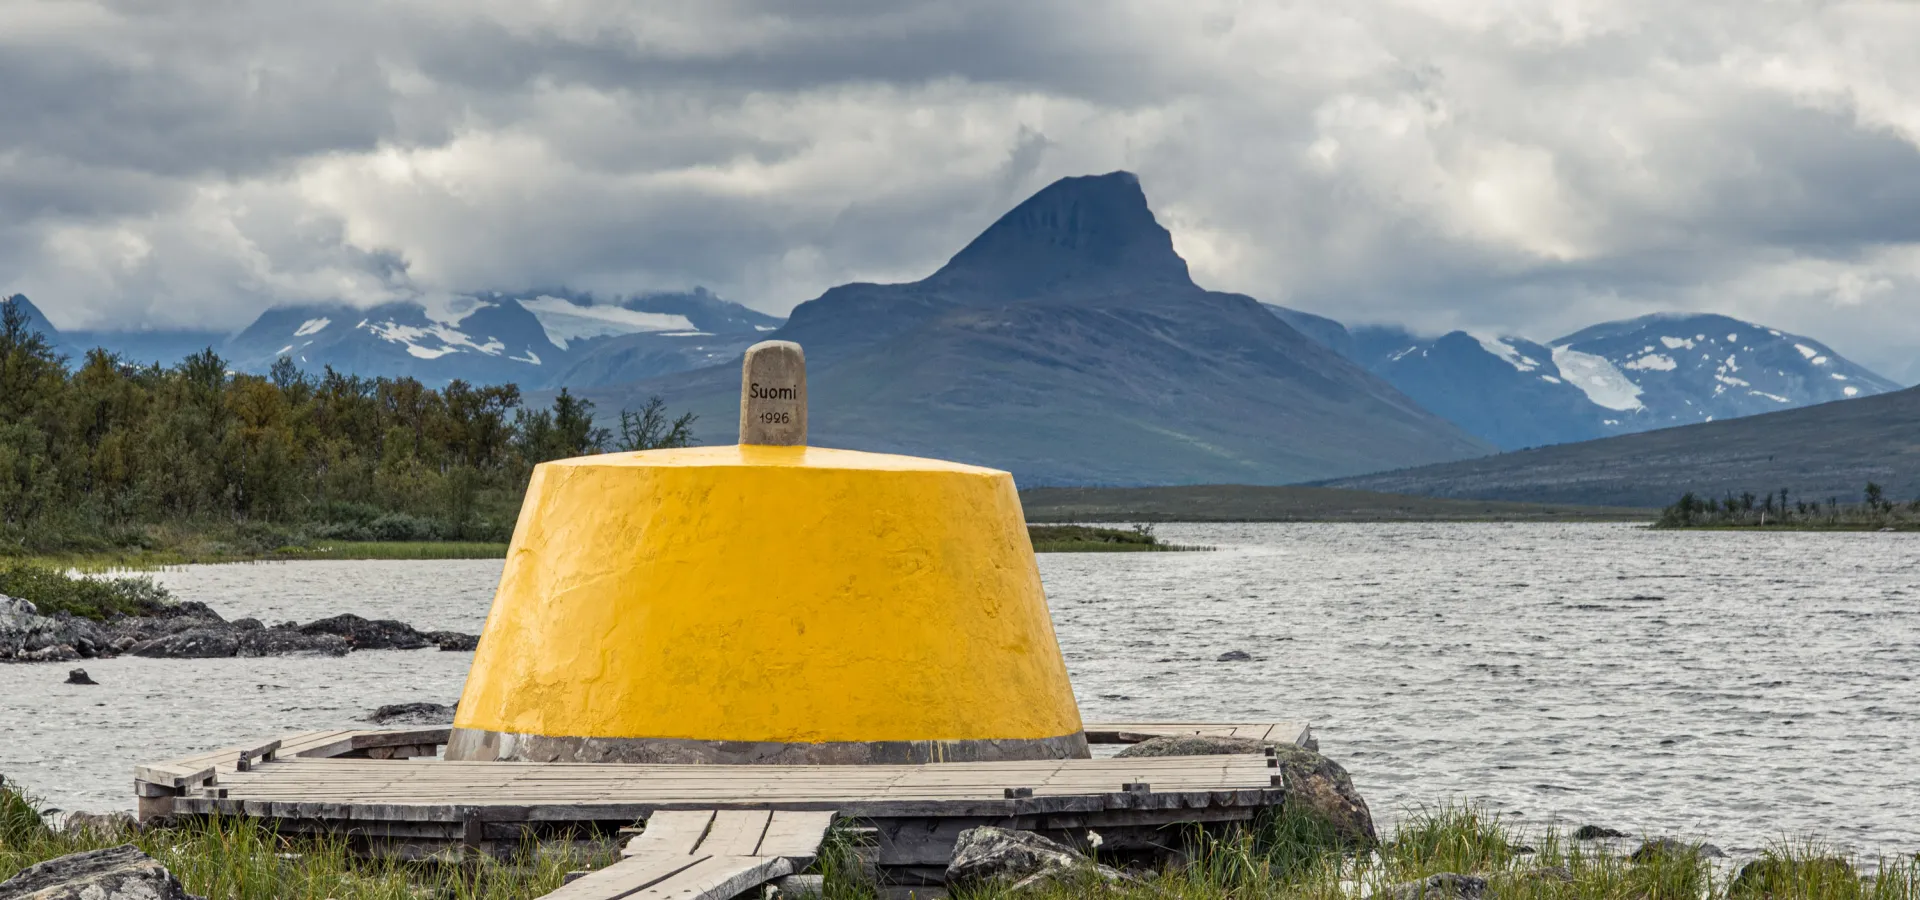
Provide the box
[3,0,1917,383]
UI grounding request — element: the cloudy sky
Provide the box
[5,0,1919,381]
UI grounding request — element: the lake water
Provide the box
[3,523,1916,861]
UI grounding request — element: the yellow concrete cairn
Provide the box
[447,342,1088,764]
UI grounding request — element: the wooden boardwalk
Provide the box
[134,721,1308,887]
[544,810,833,900]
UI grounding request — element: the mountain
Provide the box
[2,294,61,344]
[1316,383,1920,507]
[578,172,1493,486]
[65,329,234,367]
[1551,313,1899,426]
[224,297,562,385]
[219,289,781,387]
[541,289,783,387]
[1268,307,1900,451]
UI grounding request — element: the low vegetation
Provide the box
[0,562,173,618]
[1655,482,1920,530]
[0,302,692,564]
[1027,524,1209,552]
[4,785,1913,900]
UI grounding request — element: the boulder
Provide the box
[1115,736,1375,845]
[0,844,201,900]
[1379,873,1488,900]
[1217,650,1253,661]
[236,627,349,657]
[1573,824,1629,840]
[64,669,96,685]
[944,826,1127,891]
[366,702,458,725]
[1730,856,1857,896]
[61,811,139,836]
[2,598,109,662]
[1631,838,1725,862]
[297,614,430,650]
[427,631,480,651]
[127,627,241,659]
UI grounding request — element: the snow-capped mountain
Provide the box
[222,289,782,387]
[1270,308,1901,450]
[1553,314,1899,427]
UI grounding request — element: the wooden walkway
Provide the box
[134,721,1308,886]
[544,810,833,900]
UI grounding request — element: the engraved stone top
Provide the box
[739,341,807,446]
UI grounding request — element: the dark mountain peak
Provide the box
[927,171,1192,297]
[2,293,62,341]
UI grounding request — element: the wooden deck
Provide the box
[134,721,1308,880]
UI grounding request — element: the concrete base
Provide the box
[444,727,1091,764]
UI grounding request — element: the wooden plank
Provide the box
[629,855,794,900]
[623,810,715,858]
[755,811,834,859]
[537,853,712,900]
[697,810,772,856]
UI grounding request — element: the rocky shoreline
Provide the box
[1,594,477,663]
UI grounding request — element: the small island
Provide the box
[1653,482,1918,531]
[1027,524,1209,552]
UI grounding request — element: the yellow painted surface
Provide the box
[454,445,1085,744]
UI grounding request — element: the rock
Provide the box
[1495,866,1573,887]
[229,618,264,631]
[0,844,202,900]
[366,702,458,725]
[945,826,1127,891]
[297,614,431,650]
[1115,736,1375,845]
[64,669,96,685]
[127,627,241,659]
[1216,650,1253,661]
[61,811,139,836]
[1573,824,1629,840]
[1379,873,1488,900]
[236,627,349,657]
[2,597,110,663]
[427,631,480,651]
[1631,838,1726,862]
[1731,856,1857,896]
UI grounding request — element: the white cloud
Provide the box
[2,0,1917,382]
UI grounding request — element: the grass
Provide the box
[3,786,1915,900]
[1028,524,1211,553]
[271,541,510,561]
[0,562,174,618]
[2,782,611,900]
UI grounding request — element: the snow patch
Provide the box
[1541,375,1562,384]
[1727,333,1739,342]
[1471,334,1540,372]
[1794,343,1819,359]
[660,331,715,337]
[1844,386,1859,397]
[754,325,777,332]
[1660,336,1695,350]
[1750,391,1791,403]
[1831,373,1849,381]
[519,296,695,349]
[359,319,503,359]
[511,350,542,365]
[294,318,331,337]
[1624,353,1677,371]
[1552,346,1645,411]
[1716,374,1751,387]
[275,345,293,356]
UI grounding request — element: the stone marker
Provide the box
[739,341,807,446]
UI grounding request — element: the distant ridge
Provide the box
[581,172,1492,486]
[1316,384,1920,507]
